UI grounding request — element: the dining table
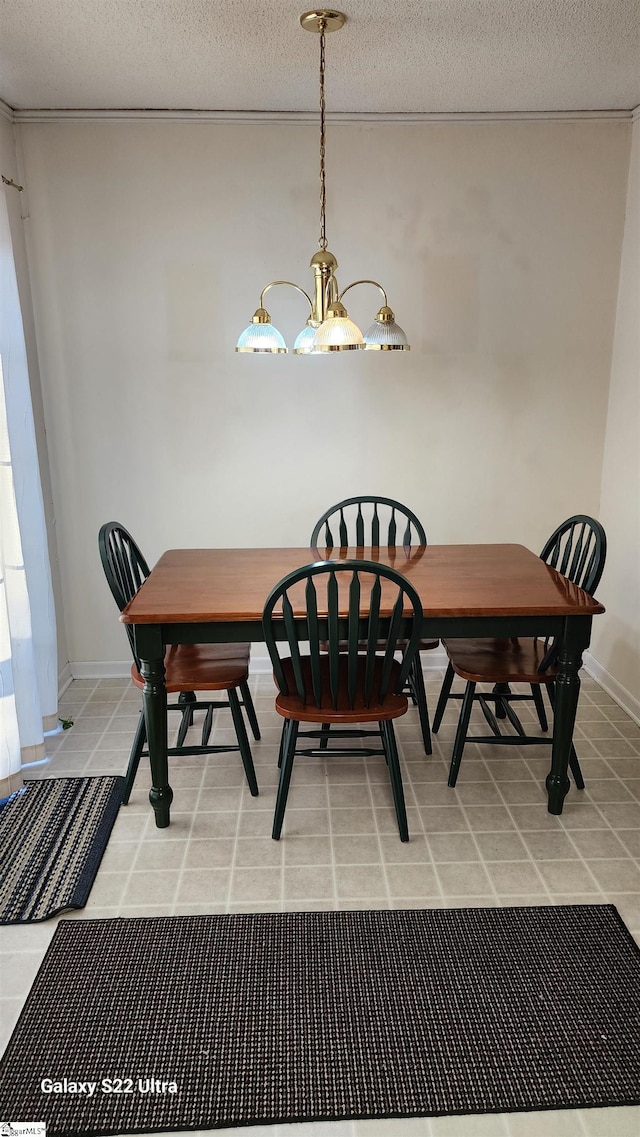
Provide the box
[120,543,605,828]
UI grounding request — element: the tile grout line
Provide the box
[368,735,394,911]
[170,712,208,917]
[50,678,105,774]
[325,750,339,912]
[399,732,446,907]
[484,757,562,906]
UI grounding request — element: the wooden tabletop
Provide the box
[121,545,605,625]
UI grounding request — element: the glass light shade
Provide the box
[312,316,364,352]
[235,323,287,353]
[293,323,322,354]
[363,319,410,350]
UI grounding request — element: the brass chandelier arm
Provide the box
[339,280,389,307]
[259,280,314,312]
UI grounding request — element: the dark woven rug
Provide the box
[0,776,123,923]
[0,905,639,1134]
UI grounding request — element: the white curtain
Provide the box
[0,186,57,784]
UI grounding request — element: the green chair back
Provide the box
[98,521,150,667]
[310,496,426,551]
[540,515,607,595]
[262,560,423,711]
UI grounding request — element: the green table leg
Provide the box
[140,653,172,828]
[546,617,591,815]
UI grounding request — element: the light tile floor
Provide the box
[1,670,639,1137]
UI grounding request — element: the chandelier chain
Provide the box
[318,23,327,250]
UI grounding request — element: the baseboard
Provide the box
[583,652,640,726]
[71,655,276,677]
[69,661,132,680]
[67,649,451,681]
[247,648,450,674]
[58,662,73,698]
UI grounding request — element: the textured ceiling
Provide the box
[1,0,639,115]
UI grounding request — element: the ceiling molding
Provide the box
[3,101,634,130]
[7,105,632,124]
[10,106,636,123]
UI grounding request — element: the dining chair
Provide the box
[431,515,607,788]
[310,495,436,754]
[98,522,260,804]
[262,559,424,841]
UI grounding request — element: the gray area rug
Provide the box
[0,905,639,1134]
[0,776,123,923]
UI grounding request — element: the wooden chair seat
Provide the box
[275,657,408,723]
[131,642,251,693]
[444,637,557,685]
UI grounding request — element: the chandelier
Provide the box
[236,9,410,354]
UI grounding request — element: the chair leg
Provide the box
[228,688,259,796]
[272,719,299,839]
[531,684,549,731]
[569,744,585,789]
[201,703,214,746]
[409,655,432,755]
[176,690,197,747]
[448,681,476,788]
[432,662,455,733]
[319,723,330,749]
[277,721,286,769]
[122,709,147,805]
[240,681,261,741]
[492,682,510,719]
[381,720,409,842]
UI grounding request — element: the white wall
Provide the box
[589,117,640,717]
[16,117,630,669]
